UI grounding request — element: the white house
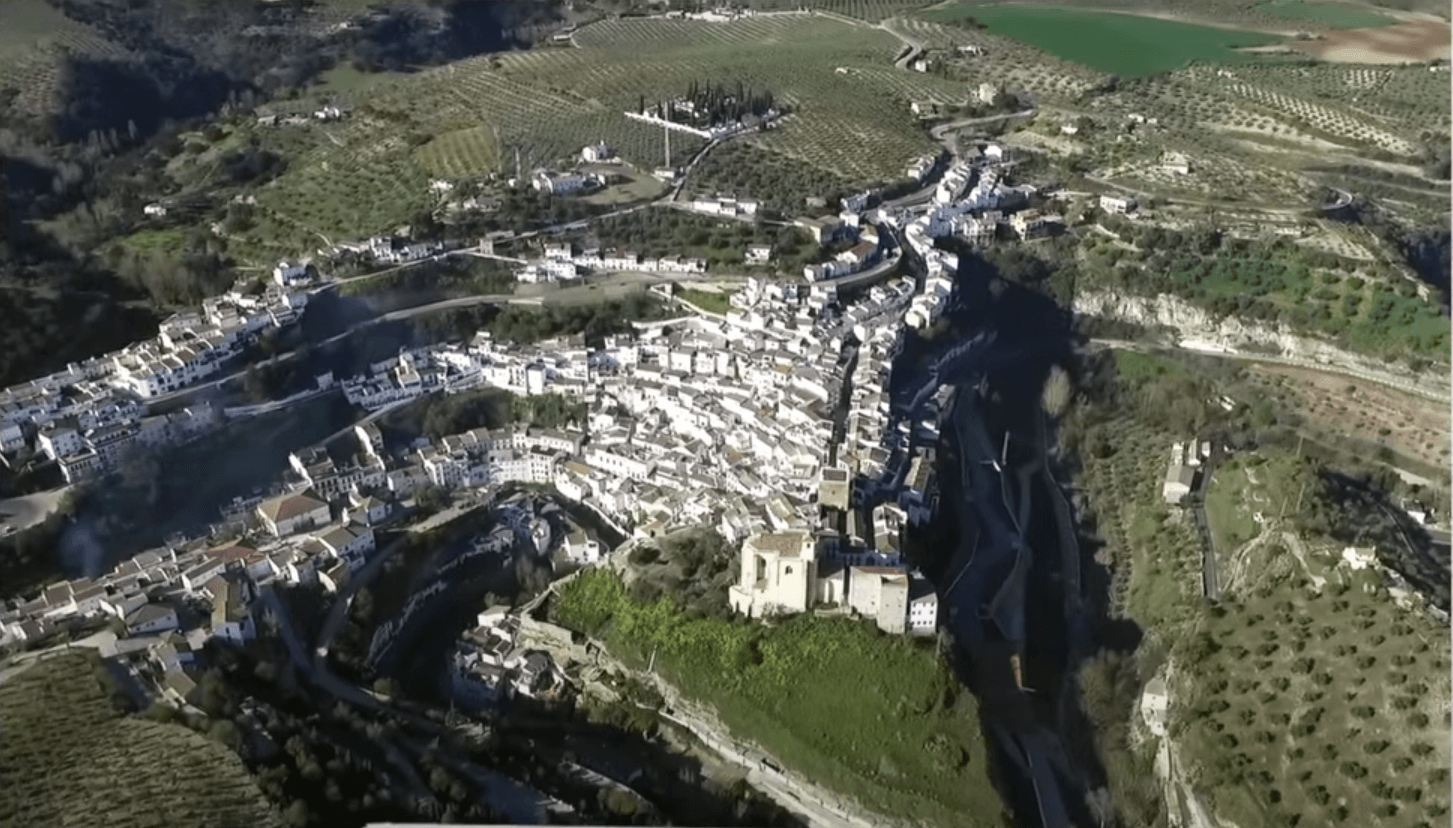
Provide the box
[273,260,309,287]
[256,489,331,537]
[125,603,180,636]
[1100,194,1137,214]
[581,141,615,163]
[563,528,602,566]
[210,579,256,644]
[977,83,999,104]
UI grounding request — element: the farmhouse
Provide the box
[1100,194,1138,214]
[1161,443,1197,505]
[581,141,615,163]
[977,83,999,104]
[745,245,772,265]
[1161,152,1191,175]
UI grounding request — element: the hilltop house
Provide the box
[728,531,817,618]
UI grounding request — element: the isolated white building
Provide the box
[728,531,817,618]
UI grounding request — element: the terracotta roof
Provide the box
[257,489,327,523]
[204,544,260,564]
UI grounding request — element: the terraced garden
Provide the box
[0,652,281,828]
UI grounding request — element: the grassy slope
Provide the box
[554,568,1006,828]
[920,4,1279,76]
[0,652,281,828]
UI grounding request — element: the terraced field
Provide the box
[0,652,282,828]
[0,0,138,115]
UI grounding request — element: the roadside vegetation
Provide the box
[0,651,281,828]
[551,565,1006,828]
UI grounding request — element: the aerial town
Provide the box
[0,137,1054,707]
[2,3,1449,825]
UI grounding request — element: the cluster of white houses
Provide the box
[0,282,308,482]
[515,241,708,284]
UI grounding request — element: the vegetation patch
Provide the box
[0,652,281,827]
[552,567,1006,828]
[921,4,1280,76]
[413,125,502,179]
[1257,1,1395,29]
[1204,453,1309,552]
[1177,563,1450,828]
[676,288,733,315]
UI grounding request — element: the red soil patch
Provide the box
[1293,18,1451,64]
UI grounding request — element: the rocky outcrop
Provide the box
[1072,290,1450,401]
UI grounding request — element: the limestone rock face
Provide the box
[1072,290,1449,400]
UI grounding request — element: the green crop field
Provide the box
[555,568,1007,828]
[1257,0,1394,28]
[921,4,1280,76]
[414,124,503,178]
[0,652,282,828]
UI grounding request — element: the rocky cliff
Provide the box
[1072,290,1450,400]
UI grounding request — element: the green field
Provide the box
[1204,453,1307,552]
[554,568,1006,828]
[921,4,1280,76]
[1257,0,1394,28]
[414,125,502,178]
[0,652,281,827]
[677,288,733,315]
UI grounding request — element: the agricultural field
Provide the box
[1256,0,1395,28]
[0,652,281,828]
[553,566,1007,828]
[1245,365,1452,474]
[1293,17,1451,63]
[1204,453,1306,552]
[169,12,975,262]
[1175,540,1451,828]
[0,0,137,115]
[919,4,1281,76]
